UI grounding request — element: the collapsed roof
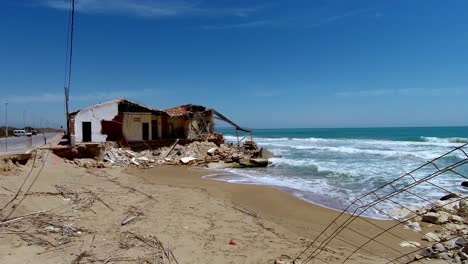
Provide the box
[69,99,251,133]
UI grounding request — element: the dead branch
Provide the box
[0,210,48,226]
[121,216,137,226]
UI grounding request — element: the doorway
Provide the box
[82,122,92,142]
[142,122,149,141]
[151,120,158,140]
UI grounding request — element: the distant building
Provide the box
[68,99,233,147]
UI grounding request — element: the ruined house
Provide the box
[164,104,215,140]
[68,99,232,147]
[69,99,166,146]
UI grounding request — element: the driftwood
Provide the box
[125,231,180,264]
[121,216,137,226]
[164,139,180,158]
[0,210,48,225]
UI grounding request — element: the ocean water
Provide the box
[209,127,468,219]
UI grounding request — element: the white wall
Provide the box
[122,113,152,142]
[151,116,162,139]
[74,101,119,143]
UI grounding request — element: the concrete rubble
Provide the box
[67,140,272,169]
[398,193,468,263]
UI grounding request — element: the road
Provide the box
[0,133,61,154]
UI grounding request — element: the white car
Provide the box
[13,130,32,137]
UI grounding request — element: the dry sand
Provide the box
[0,149,439,263]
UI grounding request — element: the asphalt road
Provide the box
[0,133,61,154]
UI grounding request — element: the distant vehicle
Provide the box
[13,130,32,137]
[31,130,38,135]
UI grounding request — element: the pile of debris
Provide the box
[99,140,271,168]
[104,148,156,167]
[399,193,468,262]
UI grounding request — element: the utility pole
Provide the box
[5,102,8,151]
[64,0,75,146]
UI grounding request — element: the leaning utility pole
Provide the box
[64,0,75,145]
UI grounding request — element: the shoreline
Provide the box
[125,166,425,257]
[0,153,430,263]
[201,168,394,221]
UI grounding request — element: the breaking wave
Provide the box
[421,136,468,144]
[217,132,468,219]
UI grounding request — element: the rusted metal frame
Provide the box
[327,196,468,264]
[458,147,468,158]
[297,144,468,263]
[402,171,461,201]
[300,158,468,263]
[303,160,468,263]
[336,197,467,264]
[340,223,408,257]
[313,194,432,264]
[366,190,459,250]
[238,131,252,145]
[346,196,429,256]
[448,168,468,180]
[210,109,251,133]
[385,234,467,264]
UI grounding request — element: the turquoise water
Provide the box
[211,127,468,219]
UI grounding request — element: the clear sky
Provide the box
[1,0,467,129]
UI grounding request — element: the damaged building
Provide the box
[68,99,241,147]
[62,99,271,168]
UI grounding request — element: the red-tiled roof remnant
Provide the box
[164,104,209,117]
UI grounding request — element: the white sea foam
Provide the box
[218,133,468,218]
[421,136,468,143]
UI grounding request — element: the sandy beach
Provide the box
[0,150,435,263]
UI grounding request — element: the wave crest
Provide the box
[421,136,468,144]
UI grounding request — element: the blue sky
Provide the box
[1,0,467,128]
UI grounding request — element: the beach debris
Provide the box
[45,226,61,233]
[228,239,237,245]
[422,211,449,225]
[121,216,137,226]
[180,157,197,164]
[73,139,271,169]
[403,221,421,232]
[398,193,468,262]
[440,193,460,201]
[250,158,269,167]
[422,232,441,242]
[399,241,421,248]
[207,147,217,155]
[274,257,302,264]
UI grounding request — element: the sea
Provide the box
[209,127,468,219]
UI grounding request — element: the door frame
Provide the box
[142,122,149,141]
[82,121,92,142]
